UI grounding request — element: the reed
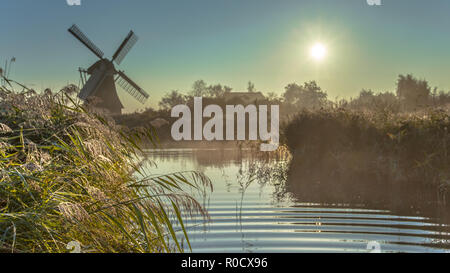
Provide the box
[0,84,211,253]
[284,107,450,204]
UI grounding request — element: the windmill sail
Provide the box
[68,24,149,113]
[68,24,105,59]
[112,31,138,65]
[116,71,149,104]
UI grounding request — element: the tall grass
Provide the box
[284,107,450,206]
[0,84,211,253]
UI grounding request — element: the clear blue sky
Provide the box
[1,0,450,111]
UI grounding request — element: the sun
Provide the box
[310,43,327,61]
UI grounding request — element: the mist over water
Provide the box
[143,148,450,253]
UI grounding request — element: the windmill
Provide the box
[68,24,149,114]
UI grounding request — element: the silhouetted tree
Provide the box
[207,84,232,98]
[247,81,256,93]
[266,92,282,104]
[190,80,208,97]
[283,81,328,109]
[396,74,430,110]
[159,90,187,110]
[430,87,450,107]
[189,80,232,99]
[349,89,399,112]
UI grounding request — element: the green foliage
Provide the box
[0,86,211,253]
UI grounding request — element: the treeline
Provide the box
[341,74,450,112]
[115,74,450,132]
[274,73,450,115]
[281,74,450,210]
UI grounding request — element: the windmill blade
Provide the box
[68,24,104,59]
[116,71,149,104]
[112,31,138,65]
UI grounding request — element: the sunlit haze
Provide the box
[2,0,450,111]
[310,43,327,61]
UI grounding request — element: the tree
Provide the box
[207,84,232,98]
[247,81,256,93]
[190,80,208,97]
[190,80,232,99]
[350,89,399,112]
[159,90,187,110]
[266,92,281,103]
[283,81,328,109]
[396,74,430,110]
[350,89,375,109]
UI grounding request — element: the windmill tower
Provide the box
[68,24,149,114]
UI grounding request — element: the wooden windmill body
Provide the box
[68,24,149,114]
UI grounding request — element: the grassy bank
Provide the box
[284,107,450,207]
[0,86,211,253]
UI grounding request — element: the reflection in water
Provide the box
[144,148,450,253]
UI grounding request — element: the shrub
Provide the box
[284,108,450,205]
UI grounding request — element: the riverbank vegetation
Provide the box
[114,74,450,142]
[284,75,450,210]
[0,82,211,253]
[114,74,450,210]
[2,71,450,252]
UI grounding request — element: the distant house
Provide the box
[224,92,265,105]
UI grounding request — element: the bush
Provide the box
[284,108,450,205]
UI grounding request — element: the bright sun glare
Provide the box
[310,43,326,61]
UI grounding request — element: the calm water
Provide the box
[144,148,450,253]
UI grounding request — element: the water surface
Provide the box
[144,148,450,253]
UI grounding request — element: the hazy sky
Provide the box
[1,0,450,111]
